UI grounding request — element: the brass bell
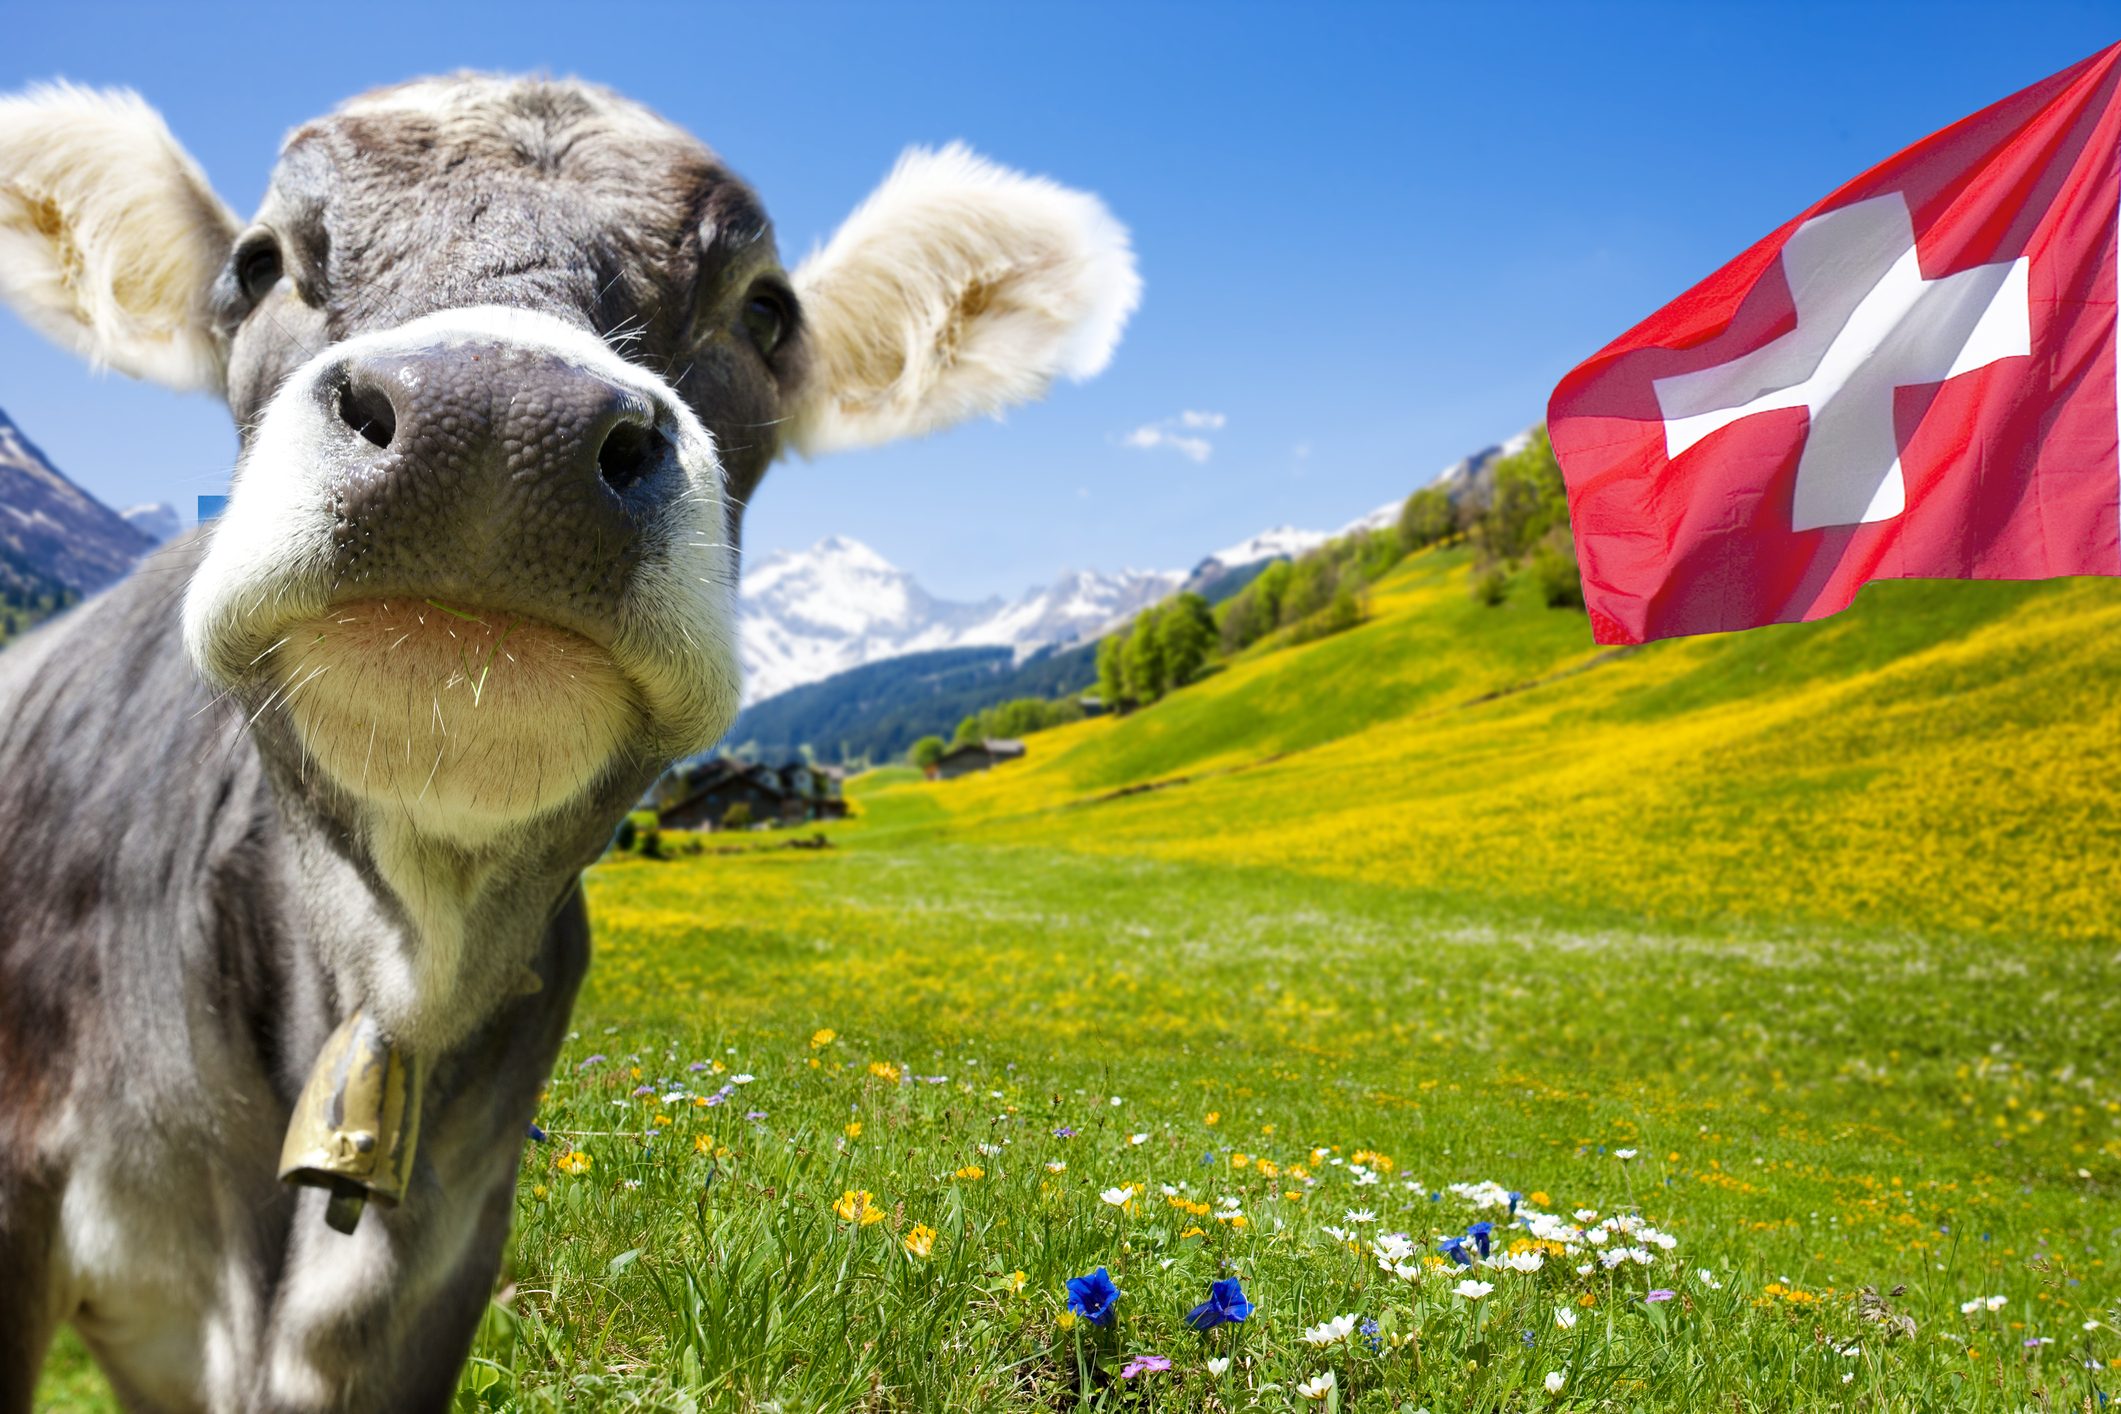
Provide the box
[278,1010,423,1234]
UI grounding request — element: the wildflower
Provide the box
[1439,1237,1473,1266]
[1054,1127,1077,1139]
[869,1062,901,1082]
[1504,1250,1544,1273]
[904,1224,936,1259]
[1206,1356,1230,1376]
[955,1164,984,1181]
[1129,1133,1148,1145]
[1302,1314,1357,1345]
[525,1122,547,1143]
[1100,1185,1136,1208]
[621,1178,641,1190]
[810,1028,836,1047]
[1345,1208,1378,1224]
[578,1054,607,1069]
[1615,1149,1637,1161]
[1645,1289,1676,1303]
[1065,1268,1120,1327]
[1467,1221,1494,1259]
[687,1060,710,1072]
[1185,1277,1253,1331]
[693,1135,715,1155]
[844,1121,862,1139]
[1119,1353,1170,1378]
[834,1190,885,1226]
[1697,1269,1722,1289]
[1960,1295,2008,1315]
[1004,1270,1027,1293]
[1056,1311,1077,1331]
[554,1150,592,1175]
[1455,1279,1495,1301]
[1297,1371,1336,1401]
[1544,1371,1566,1394]
[1044,1161,1066,1173]
[1204,1112,1220,1126]
[1555,1307,1578,1329]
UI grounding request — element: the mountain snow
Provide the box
[121,502,182,544]
[731,425,1544,704]
[738,535,1180,703]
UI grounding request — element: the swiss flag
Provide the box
[1548,44,2121,646]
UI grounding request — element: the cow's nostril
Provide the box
[597,421,668,494]
[337,380,398,451]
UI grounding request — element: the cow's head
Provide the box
[0,76,1136,849]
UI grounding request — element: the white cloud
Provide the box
[1120,410,1226,464]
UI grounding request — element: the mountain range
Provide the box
[735,489,1437,707]
[0,406,156,602]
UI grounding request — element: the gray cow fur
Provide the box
[0,77,783,1410]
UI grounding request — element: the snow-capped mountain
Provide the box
[121,502,182,544]
[737,425,1541,704]
[738,535,1179,703]
[0,404,154,597]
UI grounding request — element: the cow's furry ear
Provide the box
[789,143,1139,455]
[0,83,237,392]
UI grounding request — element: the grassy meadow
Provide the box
[35,545,2121,1411]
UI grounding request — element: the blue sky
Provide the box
[3,2,2114,600]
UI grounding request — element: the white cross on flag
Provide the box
[1548,44,2121,645]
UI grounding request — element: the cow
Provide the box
[0,74,1137,1410]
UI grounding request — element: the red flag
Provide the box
[1548,44,2121,646]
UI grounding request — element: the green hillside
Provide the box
[39,541,2121,1413]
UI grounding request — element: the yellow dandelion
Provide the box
[835,1189,885,1226]
[1204,1111,1220,1126]
[870,1062,902,1083]
[845,1121,863,1139]
[811,1028,837,1048]
[1056,1311,1078,1330]
[1231,1152,1252,1169]
[652,1113,672,1127]
[530,1183,549,1200]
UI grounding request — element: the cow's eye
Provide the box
[234,234,285,305]
[740,290,788,357]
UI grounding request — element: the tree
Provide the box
[1122,607,1168,702]
[1398,485,1455,550]
[1096,632,1126,706]
[1529,529,1584,609]
[1473,427,1567,566]
[910,735,947,770]
[1156,592,1216,689]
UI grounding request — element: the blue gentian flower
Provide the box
[1066,1267,1121,1327]
[1507,1191,1523,1215]
[525,1122,547,1142]
[1439,1237,1472,1266]
[1185,1276,1253,1331]
[1468,1221,1494,1259]
[1360,1317,1381,1352]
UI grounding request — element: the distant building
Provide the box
[657,755,849,829]
[929,738,1026,781]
